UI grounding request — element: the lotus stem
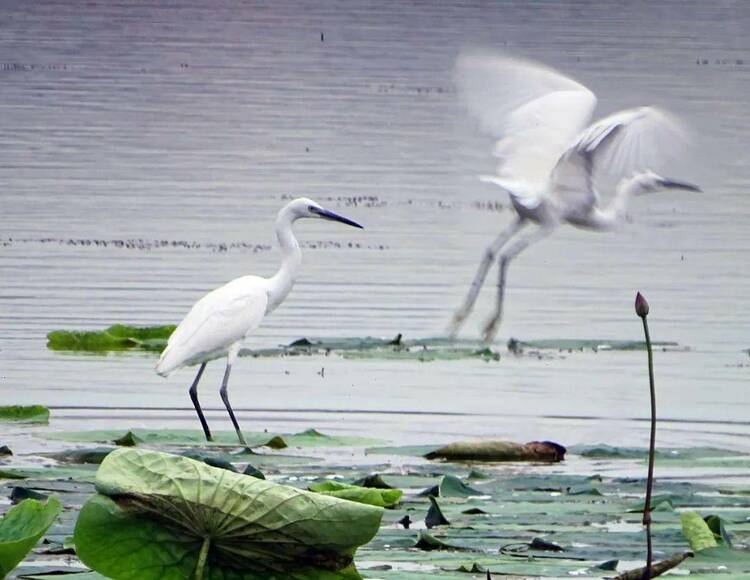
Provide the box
[636,292,655,580]
[194,536,210,580]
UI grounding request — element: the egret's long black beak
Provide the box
[658,178,702,192]
[311,207,364,229]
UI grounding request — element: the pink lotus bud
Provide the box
[635,292,649,318]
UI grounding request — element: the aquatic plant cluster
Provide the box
[1,418,750,579]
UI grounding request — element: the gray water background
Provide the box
[1,0,749,456]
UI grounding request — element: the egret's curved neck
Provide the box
[267,206,302,311]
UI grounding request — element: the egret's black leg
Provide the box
[482,225,556,342]
[188,363,212,441]
[219,362,247,446]
[448,217,527,338]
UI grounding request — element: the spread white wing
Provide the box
[549,106,688,215]
[455,51,597,209]
[156,276,269,375]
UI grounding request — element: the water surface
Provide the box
[2,0,749,454]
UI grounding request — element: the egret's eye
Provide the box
[308,205,316,212]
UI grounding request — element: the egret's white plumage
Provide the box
[156,277,268,376]
[157,197,363,445]
[450,52,699,341]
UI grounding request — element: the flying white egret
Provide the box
[448,52,700,341]
[155,198,363,445]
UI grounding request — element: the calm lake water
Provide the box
[2,0,749,458]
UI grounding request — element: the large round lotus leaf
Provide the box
[74,449,383,580]
[0,497,62,577]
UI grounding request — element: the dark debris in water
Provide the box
[2,236,388,253]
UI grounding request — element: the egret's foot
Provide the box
[235,431,248,447]
[481,316,502,343]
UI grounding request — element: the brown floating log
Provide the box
[424,440,566,462]
[613,551,692,579]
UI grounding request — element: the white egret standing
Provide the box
[156,198,363,445]
[448,52,700,341]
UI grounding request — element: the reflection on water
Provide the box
[1,1,749,451]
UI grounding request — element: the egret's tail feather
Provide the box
[155,347,178,377]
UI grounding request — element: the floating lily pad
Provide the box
[0,406,50,424]
[684,546,750,576]
[248,336,503,362]
[0,466,98,482]
[0,497,62,577]
[414,531,468,552]
[45,428,382,449]
[507,338,683,352]
[74,449,383,580]
[43,447,114,465]
[47,324,175,352]
[309,481,402,508]
[571,444,747,460]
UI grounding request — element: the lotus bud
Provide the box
[635,292,649,318]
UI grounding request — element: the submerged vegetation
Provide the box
[46,324,685,363]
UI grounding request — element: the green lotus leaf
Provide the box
[46,324,175,352]
[0,497,62,577]
[0,406,49,424]
[45,428,381,449]
[413,531,468,552]
[113,431,142,447]
[308,481,402,508]
[509,338,681,351]
[704,514,732,546]
[0,466,98,482]
[425,496,450,528]
[681,511,719,552]
[420,475,484,498]
[352,474,394,489]
[74,448,383,579]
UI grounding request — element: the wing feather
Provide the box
[550,106,688,213]
[156,276,269,375]
[455,51,597,207]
